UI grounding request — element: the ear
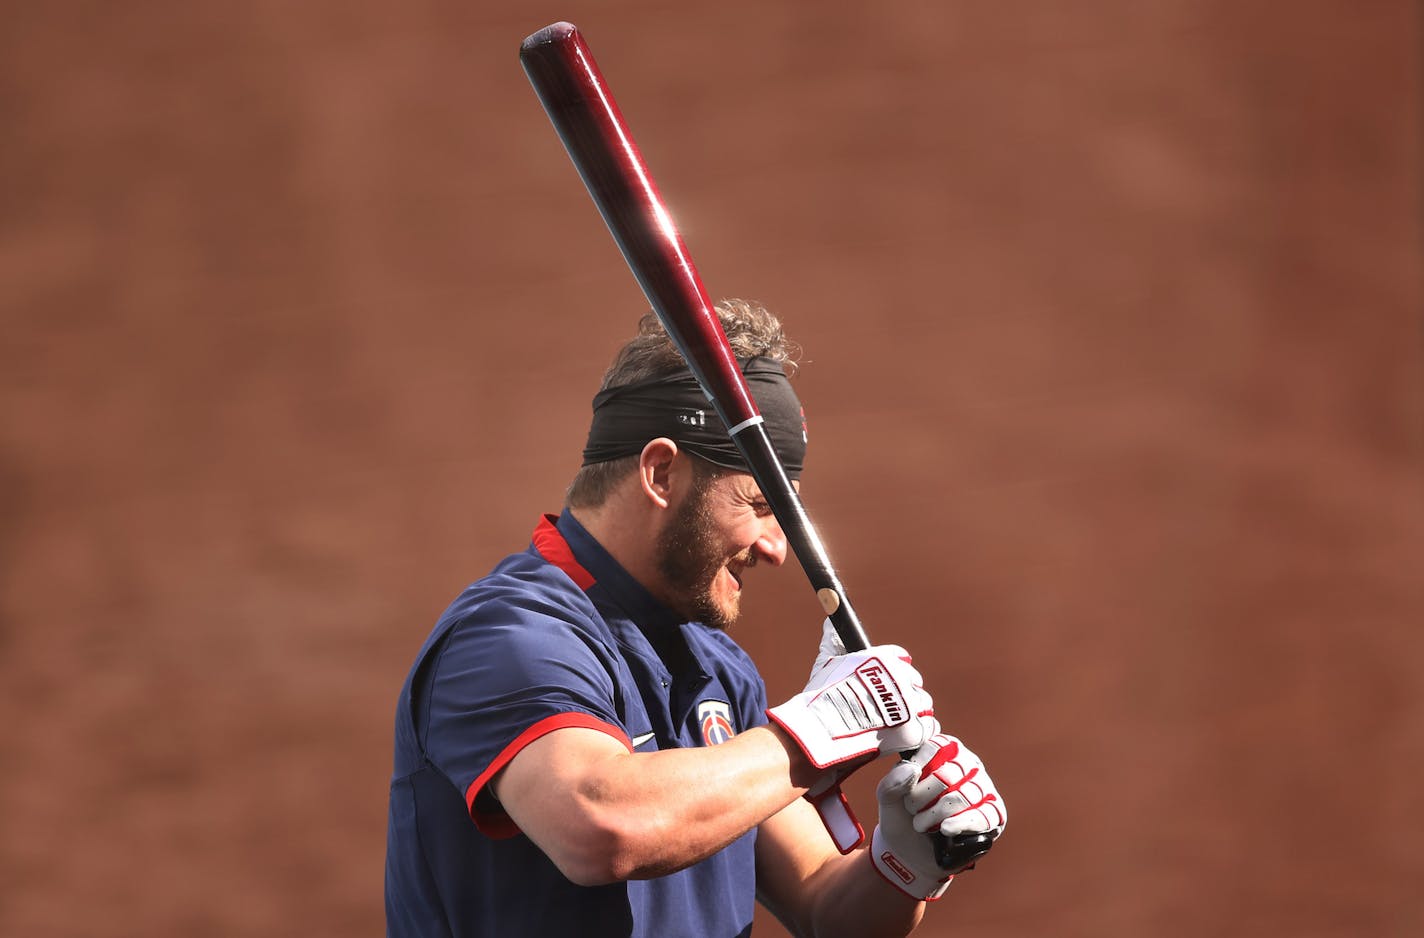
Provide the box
[637,438,680,509]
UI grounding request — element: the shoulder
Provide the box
[444,548,605,634]
[473,546,599,608]
[417,548,621,678]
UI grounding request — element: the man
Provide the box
[385,300,1006,937]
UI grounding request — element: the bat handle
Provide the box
[932,829,997,873]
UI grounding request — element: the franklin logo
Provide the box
[856,661,906,725]
[697,700,734,746]
[881,851,915,884]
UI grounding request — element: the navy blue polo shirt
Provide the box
[386,510,769,938]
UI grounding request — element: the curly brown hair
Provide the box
[565,299,800,508]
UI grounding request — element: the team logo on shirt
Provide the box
[697,700,734,746]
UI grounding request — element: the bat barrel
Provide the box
[520,23,869,652]
[519,23,759,430]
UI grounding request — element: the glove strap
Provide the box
[806,776,864,853]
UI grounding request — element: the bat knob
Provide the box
[931,830,997,874]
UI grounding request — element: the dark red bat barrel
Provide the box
[520,22,873,654]
[519,23,759,430]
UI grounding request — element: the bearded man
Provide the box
[384,300,1006,938]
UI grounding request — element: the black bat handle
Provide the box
[725,422,866,648]
[935,831,997,873]
[733,424,994,873]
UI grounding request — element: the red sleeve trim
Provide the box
[465,712,632,838]
[532,514,596,591]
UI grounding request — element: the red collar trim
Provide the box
[531,514,596,591]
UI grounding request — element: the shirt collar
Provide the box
[553,508,686,631]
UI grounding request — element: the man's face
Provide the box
[655,466,790,630]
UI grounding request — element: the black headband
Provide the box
[582,357,807,479]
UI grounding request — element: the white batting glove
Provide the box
[767,620,936,770]
[871,734,1006,901]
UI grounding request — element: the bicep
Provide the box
[492,726,633,854]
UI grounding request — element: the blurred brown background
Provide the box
[2,1,1420,936]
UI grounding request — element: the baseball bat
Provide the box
[519,21,993,873]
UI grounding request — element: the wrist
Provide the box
[760,720,823,790]
[869,824,953,902]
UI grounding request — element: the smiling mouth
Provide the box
[726,553,758,592]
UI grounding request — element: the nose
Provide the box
[754,516,789,567]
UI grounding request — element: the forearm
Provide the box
[497,723,819,884]
[598,725,815,878]
[756,788,927,938]
[805,849,924,938]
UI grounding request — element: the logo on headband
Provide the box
[581,359,806,477]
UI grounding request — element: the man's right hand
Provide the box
[767,620,937,770]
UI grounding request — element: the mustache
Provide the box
[726,549,757,573]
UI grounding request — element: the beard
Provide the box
[655,471,750,630]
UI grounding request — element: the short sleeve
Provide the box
[419,584,633,837]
